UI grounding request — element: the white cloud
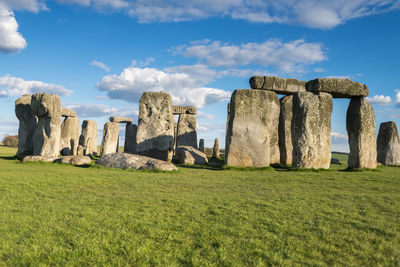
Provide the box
[331,132,348,144]
[367,95,392,105]
[0,74,72,96]
[90,60,110,72]
[395,89,400,108]
[0,4,27,53]
[64,103,138,118]
[314,67,325,73]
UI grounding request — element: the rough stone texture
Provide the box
[60,116,80,156]
[346,97,377,169]
[100,122,119,156]
[292,92,333,169]
[136,92,174,162]
[225,89,278,167]
[306,78,369,98]
[173,105,196,114]
[212,138,220,159]
[278,95,293,165]
[199,139,205,153]
[176,114,197,149]
[269,95,280,164]
[31,93,62,158]
[377,121,399,166]
[15,94,37,159]
[77,145,84,156]
[54,155,91,165]
[22,155,59,163]
[79,120,97,156]
[124,123,137,154]
[175,146,208,165]
[96,153,177,171]
[110,116,133,123]
[61,108,77,117]
[250,76,306,95]
[331,158,342,165]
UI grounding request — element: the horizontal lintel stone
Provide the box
[173,105,196,115]
[109,116,133,124]
[306,78,369,98]
[249,76,306,95]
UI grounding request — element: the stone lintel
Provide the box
[62,108,77,117]
[110,116,133,124]
[249,76,306,95]
[173,105,196,115]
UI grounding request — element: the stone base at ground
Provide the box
[22,155,59,163]
[54,155,92,165]
[175,146,208,165]
[96,153,177,171]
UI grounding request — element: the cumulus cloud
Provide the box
[0,4,27,53]
[90,60,110,72]
[0,74,72,96]
[331,132,348,144]
[64,103,138,118]
[367,95,392,105]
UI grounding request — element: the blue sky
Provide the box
[0,0,399,152]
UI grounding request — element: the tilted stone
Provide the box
[176,114,198,149]
[100,122,119,156]
[269,96,280,164]
[110,116,133,124]
[124,123,137,154]
[96,153,177,171]
[225,89,278,167]
[79,120,98,156]
[176,146,208,165]
[292,92,332,169]
[199,139,205,153]
[278,95,293,165]
[60,116,80,156]
[173,105,197,114]
[15,94,36,159]
[346,97,377,169]
[61,108,77,117]
[249,76,306,95]
[306,78,369,98]
[377,121,399,166]
[136,92,174,162]
[31,93,62,158]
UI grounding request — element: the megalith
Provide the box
[291,92,333,169]
[136,92,174,162]
[306,78,369,98]
[199,139,205,153]
[176,114,198,149]
[60,116,80,156]
[79,120,98,156]
[225,89,278,167]
[15,94,36,159]
[346,97,377,169]
[377,121,400,166]
[278,95,293,165]
[31,93,62,158]
[249,76,306,95]
[110,116,133,124]
[124,123,137,154]
[212,138,220,159]
[269,96,280,164]
[100,122,119,156]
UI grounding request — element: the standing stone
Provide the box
[292,92,332,169]
[15,94,36,159]
[31,93,62,158]
[100,122,119,156]
[212,138,220,159]
[346,97,377,169]
[225,89,278,167]
[176,114,197,149]
[377,121,400,166]
[269,96,280,164]
[199,139,205,153]
[279,95,293,165]
[136,92,174,162]
[79,120,97,156]
[60,116,80,156]
[77,145,84,156]
[124,123,137,154]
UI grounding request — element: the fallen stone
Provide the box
[110,116,133,124]
[176,114,197,149]
[54,155,91,165]
[346,97,377,169]
[278,95,293,165]
[15,94,36,159]
[249,76,306,95]
[124,123,137,154]
[60,116,80,156]
[330,158,342,165]
[61,108,77,117]
[100,122,119,156]
[377,121,400,166]
[96,153,177,171]
[199,139,205,153]
[22,155,59,163]
[173,105,196,114]
[175,146,208,165]
[306,78,369,98]
[79,120,98,156]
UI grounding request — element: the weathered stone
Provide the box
[199,139,205,153]
[77,145,84,156]
[79,120,97,156]
[22,155,59,163]
[225,89,278,167]
[54,155,91,165]
[306,78,369,98]
[31,93,62,158]
[124,123,137,154]
[100,122,119,156]
[96,153,177,171]
[60,116,80,156]
[173,122,178,153]
[61,108,77,117]
[331,158,342,165]
[15,94,36,159]
[176,114,197,149]
[110,116,133,124]
[136,92,174,162]
[278,95,293,165]
[212,138,220,159]
[269,95,280,164]
[346,97,377,169]
[250,76,306,95]
[292,92,332,169]
[377,121,399,166]
[173,105,196,114]
[175,146,208,165]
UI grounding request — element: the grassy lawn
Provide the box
[0,146,399,266]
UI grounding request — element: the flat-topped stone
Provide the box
[110,116,133,124]
[249,76,306,95]
[62,108,77,117]
[306,78,369,98]
[173,105,196,114]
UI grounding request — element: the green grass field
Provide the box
[0,146,399,266]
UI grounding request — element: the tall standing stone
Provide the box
[279,95,293,165]
[346,97,377,169]
[269,96,280,164]
[377,121,400,166]
[176,114,197,149]
[212,138,220,159]
[15,94,36,159]
[60,116,80,156]
[100,122,119,156]
[31,93,62,158]
[225,89,278,167]
[292,92,332,169]
[136,92,174,162]
[79,120,98,156]
[199,139,205,153]
[124,123,137,154]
